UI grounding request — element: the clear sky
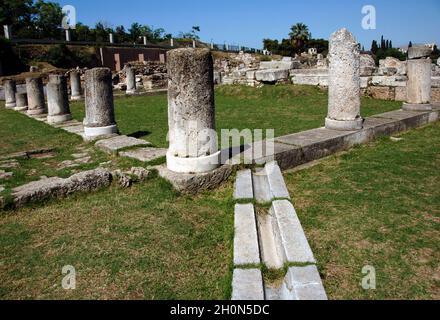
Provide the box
[59,0,440,49]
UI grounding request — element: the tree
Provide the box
[371,40,379,54]
[191,26,200,40]
[33,0,64,39]
[115,25,128,43]
[0,0,34,37]
[289,23,310,53]
[95,22,112,43]
[74,22,93,42]
[128,22,143,42]
[408,41,413,48]
[380,35,385,49]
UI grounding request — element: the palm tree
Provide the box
[289,23,310,52]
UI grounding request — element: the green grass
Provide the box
[0,84,415,300]
[284,121,440,300]
[0,177,235,299]
[70,84,401,148]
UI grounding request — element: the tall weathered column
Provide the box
[47,74,72,124]
[125,64,136,95]
[4,79,17,108]
[403,46,432,111]
[83,68,118,138]
[166,48,220,173]
[15,93,28,111]
[26,76,46,115]
[70,70,83,100]
[326,28,363,131]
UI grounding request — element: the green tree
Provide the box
[289,23,310,53]
[0,0,34,37]
[115,25,128,43]
[33,0,64,39]
[128,22,143,42]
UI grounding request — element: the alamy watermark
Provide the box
[62,5,77,30]
[361,265,376,290]
[62,265,76,290]
[361,5,376,30]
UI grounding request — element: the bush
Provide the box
[374,48,406,65]
[37,44,98,68]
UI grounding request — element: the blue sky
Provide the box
[59,0,440,49]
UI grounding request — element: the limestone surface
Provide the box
[47,74,72,123]
[15,92,28,111]
[26,76,46,115]
[119,147,167,162]
[4,79,17,108]
[255,69,289,82]
[326,28,363,130]
[234,169,253,200]
[407,46,432,59]
[234,204,261,266]
[84,68,117,131]
[12,168,112,208]
[70,70,82,99]
[232,269,264,300]
[95,135,151,154]
[405,58,431,105]
[167,48,217,159]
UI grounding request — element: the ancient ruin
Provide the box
[25,76,46,115]
[4,79,16,109]
[83,68,118,138]
[47,74,72,124]
[166,48,220,173]
[70,70,83,101]
[326,28,363,131]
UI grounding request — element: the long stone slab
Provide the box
[270,200,316,264]
[119,147,167,163]
[12,168,112,208]
[266,265,327,300]
[234,204,261,266]
[265,162,290,200]
[252,168,272,204]
[234,169,254,200]
[95,135,151,154]
[232,269,265,300]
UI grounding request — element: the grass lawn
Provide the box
[2,84,431,300]
[70,84,401,147]
[285,121,440,300]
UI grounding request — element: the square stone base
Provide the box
[155,164,233,194]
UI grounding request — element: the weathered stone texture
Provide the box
[26,76,46,115]
[167,48,217,158]
[47,74,71,122]
[4,79,16,108]
[12,168,112,208]
[326,28,362,129]
[406,59,431,104]
[84,68,116,128]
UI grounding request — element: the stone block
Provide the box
[234,204,260,266]
[119,148,167,163]
[156,164,232,194]
[255,69,289,82]
[270,200,316,263]
[232,269,264,300]
[265,161,290,200]
[95,135,151,154]
[234,169,253,200]
[408,46,432,59]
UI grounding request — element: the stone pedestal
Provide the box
[125,64,136,94]
[26,76,46,115]
[4,79,16,108]
[403,47,432,111]
[166,48,220,173]
[326,28,363,131]
[70,70,83,100]
[83,68,118,138]
[47,74,72,124]
[14,93,28,111]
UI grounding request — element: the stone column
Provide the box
[26,76,46,115]
[326,28,363,131]
[65,29,71,42]
[47,74,72,124]
[83,68,118,138]
[403,46,432,111]
[70,70,82,100]
[166,48,220,173]
[3,25,11,40]
[15,93,28,111]
[109,33,114,44]
[4,79,17,108]
[125,64,136,94]
[170,38,174,47]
